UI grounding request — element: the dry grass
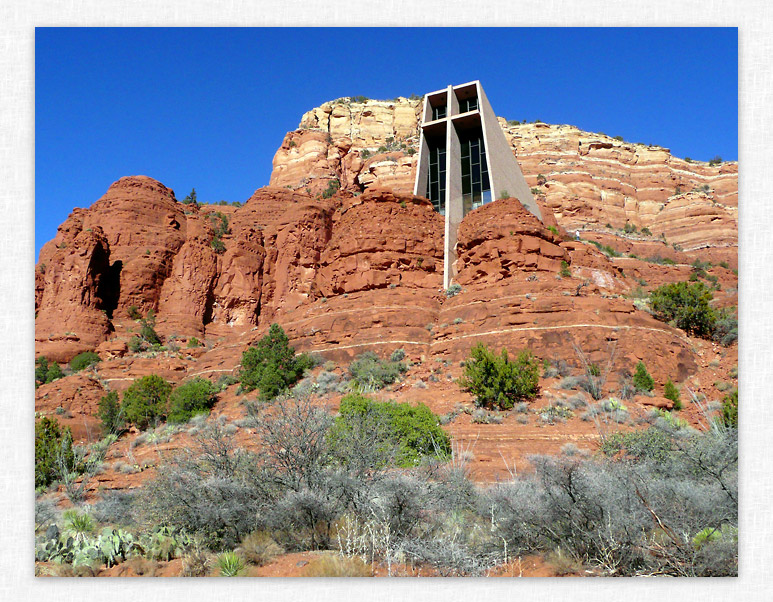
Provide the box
[180,545,211,577]
[545,548,584,576]
[127,556,160,576]
[302,553,373,577]
[236,530,283,567]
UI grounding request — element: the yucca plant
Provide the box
[217,551,246,577]
[62,509,95,542]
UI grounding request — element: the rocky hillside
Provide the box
[271,97,737,259]
[34,97,738,489]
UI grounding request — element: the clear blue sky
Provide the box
[35,27,737,258]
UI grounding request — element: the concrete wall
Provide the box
[445,111,463,289]
[477,84,542,221]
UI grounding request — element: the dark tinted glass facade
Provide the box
[426,142,446,214]
[431,104,447,120]
[459,96,479,113]
[460,133,490,215]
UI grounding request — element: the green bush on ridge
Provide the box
[330,392,451,467]
[239,323,313,401]
[458,344,540,409]
[35,417,76,488]
[35,356,63,388]
[348,352,407,391]
[168,378,218,423]
[121,375,172,430]
[649,281,717,338]
[70,351,101,372]
[98,391,124,436]
[633,361,655,393]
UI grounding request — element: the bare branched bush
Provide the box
[131,386,735,577]
[571,339,617,400]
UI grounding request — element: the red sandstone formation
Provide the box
[35,103,738,499]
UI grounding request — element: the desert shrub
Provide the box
[267,486,342,550]
[140,321,161,345]
[90,490,137,525]
[330,393,450,467]
[632,361,654,393]
[35,356,63,387]
[121,374,172,430]
[208,211,230,254]
[721,389,738,427]
[35,498,58,532]
[599,425,675,463]
[97,390,125,435]
[134,391,736,576]
[664,379,682,410]
[348,352,407,391]
[617,376,636,400]
[712,308,738,346]
[292,370,346,399]
[390,348,406,362]
[708,155,723,166]
[69,351,101,372]
[546,548,584,575]
[566,393,588,409]
[212,374,237,392]
[588,240,621,257]
[458,344,539,409]
[559,260,571,277]
[35,417,76,488]
[321,178,340,199]
[491,420,736,575]
[558,375,586,391]
[649,281,717,337]
[127,305,142,320]
[445,283,462,298]
[128,336,144,353]
[542,359,559,378]
[641,227,652,236]
[208,211,230,237]
[645,255,675,265]
[187,336,202,348]
[168,378,218,423]
[239,323,312,400]
[538,404,574,424]
[303,553,372,577]
[211,237,226,253]
[138,423,269,549]
[623,222,636,234]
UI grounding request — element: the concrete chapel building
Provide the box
[413,81,542,288]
